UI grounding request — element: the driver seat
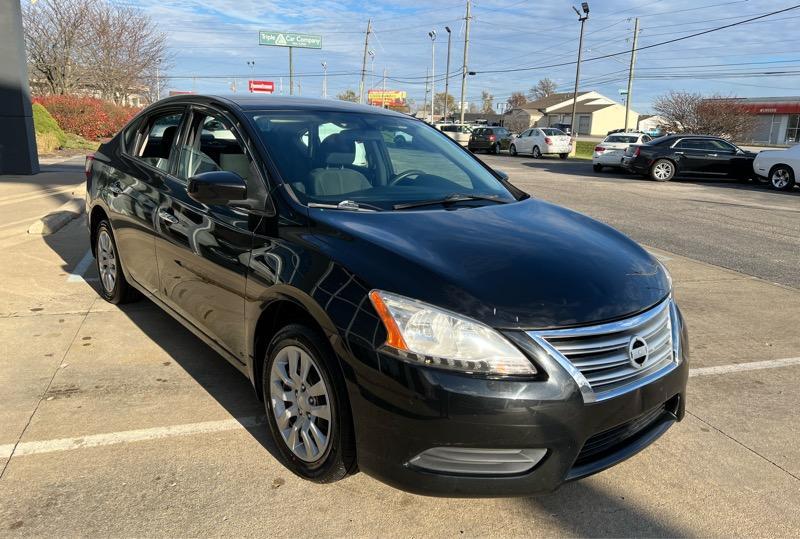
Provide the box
[309,133,371,196]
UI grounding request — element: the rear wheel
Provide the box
[532,146,541,159]
[650,159,675,181]
[263,324,356,483]
[593,164,603,172]
[559,153,568,160]
[509,144,518,156]
[769,165,795,191]
[95,220,138,304]
[492,143,501,154]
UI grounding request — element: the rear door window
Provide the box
[133,111,185,172]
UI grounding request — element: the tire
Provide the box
[493,143,501,154]
[650,159,675,182]
[509,144,518,156]
[262,323,356,483]
[94,220,138,304]
[559,153,568,160]
[532,146,541,159]
[769,165,795,191]
[593,164,603,172]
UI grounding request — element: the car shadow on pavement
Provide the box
[115,299,283,459]
[521,481,688,537]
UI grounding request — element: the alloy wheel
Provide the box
[510,144,517,156]
[533,146,541,158]
[771,168,791,189]
[269,345,332,462]
[653,161,673,181]
[97,229,117,294]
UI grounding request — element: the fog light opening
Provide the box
[408,447,547,476]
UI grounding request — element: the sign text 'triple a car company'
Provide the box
[258,31,322,49]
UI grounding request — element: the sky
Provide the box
[114,0,800,113]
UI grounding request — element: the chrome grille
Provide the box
[528,299,676,401]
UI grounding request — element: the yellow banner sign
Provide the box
[367,90,407,105]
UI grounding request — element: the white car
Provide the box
[593,132,652,172]
[510,127,572,159]
[753,144,799,191]
[436,123,473,147]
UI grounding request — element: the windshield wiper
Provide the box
[393,193,509,210]
[308,200,384,212]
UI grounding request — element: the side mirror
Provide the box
[187,170,247,205]
[494,168,509,181]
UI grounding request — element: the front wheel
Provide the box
[532,146,541,159]
[509,144,518,156]
[769,165,795,191]
[559,153,568,160]
[263,324,356,483]
[593,164,603,172]
[650,159,675,181]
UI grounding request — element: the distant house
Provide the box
[503,91,639,136]
[638,115,668,134]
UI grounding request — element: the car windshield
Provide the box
[605,135,639,144]
[542,128,566,136]
[248,111,517,210]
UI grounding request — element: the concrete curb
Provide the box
[27,198,86,235]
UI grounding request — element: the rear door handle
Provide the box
[157,209,179,224]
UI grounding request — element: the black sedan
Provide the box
[467,126,514,154]
[85,94,687,497]
[622,134,756,181]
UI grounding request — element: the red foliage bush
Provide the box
[32,95,138,139]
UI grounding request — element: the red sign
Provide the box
[249,80,275,94]
[740,102,800,114]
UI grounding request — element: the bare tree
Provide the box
[337,89,358,102]
[23,0,169,104]
[503,112,530,134]
[506,91,527,109]
[22,0,97,95]
[481,90,494,114]
[434,92,455,118]
[529,78,557,101]
[653,91,756,140]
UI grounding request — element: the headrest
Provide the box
[319,132,356,166]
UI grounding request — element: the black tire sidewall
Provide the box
[651,159,675,181]
[262,324,354,482]
[533,146,541,158]
[95,220,124,303]
[510,144,517,156]
[770,166,795,191]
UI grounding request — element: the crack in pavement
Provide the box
[686,410,800,483]
[0,297,97,480]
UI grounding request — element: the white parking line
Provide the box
[2,357,800,460]
[688,357,800,378]
[66,249,94,283]
[0,416,264,459]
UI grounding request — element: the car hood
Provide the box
[307,198,670,329]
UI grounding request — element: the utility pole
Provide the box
[321,62,328,98]
[459,0,472,125]
[288,47,294,95]
[444,26,452,123]
[624,17,639,132]
[569,2,589,154]
[359,19,372,104]
[428,30,437,123]
[382,66,387,108]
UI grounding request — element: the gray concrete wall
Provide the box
[0,0,38,175]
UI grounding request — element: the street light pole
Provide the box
[444,26,452,123]
[246,60,255,93]
[368,49,375,98]
[428,30,436,123]
[569,2,589,154]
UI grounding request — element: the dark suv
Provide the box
[468,126,513,154]
[86,94,688,497]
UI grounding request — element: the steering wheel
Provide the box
[390,169,427,186]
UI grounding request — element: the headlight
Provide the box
[368,290,537,376]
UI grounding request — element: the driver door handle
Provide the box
[157,209,179,224]
[707,153,718,157]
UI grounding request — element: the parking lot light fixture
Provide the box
[429,30,437,123]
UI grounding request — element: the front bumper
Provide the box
[346,314,689,497]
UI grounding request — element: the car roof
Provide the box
[605,132,645,137]
[150,94,411,118]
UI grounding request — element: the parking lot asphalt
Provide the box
[1,157,799,537]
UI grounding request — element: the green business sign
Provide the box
[259,31,322,49]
